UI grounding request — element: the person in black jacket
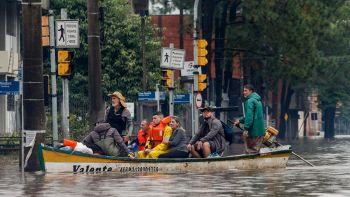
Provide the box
[159,116,189,158]
[187,106,226,158]
[104,91,133,142]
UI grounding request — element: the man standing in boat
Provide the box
[234,84,265,154]
[187,106,226,158]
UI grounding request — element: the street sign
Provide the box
[126,102,135,118]
[56,20,80,48]
[181,61,202,77]
[174,94,190,104]
[161,48,185,70]
[0,81,20,95]
[138,91,166,101]
[195,93,202,108]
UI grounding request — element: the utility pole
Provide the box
[22,0,46,171]
[88,0,104,128]
[49,10,58,145]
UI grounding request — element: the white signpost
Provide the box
[161,48,185,70]
[56,20,80,48]
[195,93,203,108]
[126,102,135,119]
[181,61,202,77]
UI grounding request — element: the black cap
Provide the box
[200,106,214,112]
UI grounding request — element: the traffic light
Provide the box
[161,69,173,88]
[42,16,49,47]
[198,74,207,91]
[57,50,73,77]
[197,39,208,66]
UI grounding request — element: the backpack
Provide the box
[220,120,234,144]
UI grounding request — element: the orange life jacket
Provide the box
[137,129,149,151]
[148,116,171,147]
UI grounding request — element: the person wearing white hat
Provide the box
[104,91,133,142]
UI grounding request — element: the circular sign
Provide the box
[195,93,202,108]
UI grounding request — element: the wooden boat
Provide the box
[38,144,292,173]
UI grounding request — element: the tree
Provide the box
[48,0,163,139]
[50,0,163,102]
[224,0,347,137]
[313,0,350,138]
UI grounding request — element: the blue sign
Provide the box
[0,81,20,95]
[174,94,190,104]
[138,91,165,101]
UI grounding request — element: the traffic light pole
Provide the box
[61,9,70,138]
[193,0,200,135]
[169,43,175,116]
[49,10,58,145]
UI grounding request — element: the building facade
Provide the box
[0,0,21,134]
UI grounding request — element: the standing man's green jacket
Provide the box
[239,92,265,137]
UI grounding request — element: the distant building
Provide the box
[0,0,21,134]
[151,15,193,61]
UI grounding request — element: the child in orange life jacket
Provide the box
[137,111,172,158]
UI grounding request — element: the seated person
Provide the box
[83,119,134,158]
[137,112,172,158]
[137,119,150,151]
[187,106,226,158]
[159,116,189,158]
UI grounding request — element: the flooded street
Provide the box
[1,138,350,197]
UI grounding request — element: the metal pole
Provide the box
[141,15,147,91]
[193,0,199,133]
[191,84,195,136]
[266,105,269,127]
[21,67,24,177]
[156,84,160,111]
[169,43,174,116]
[61,9,70,138]
[49,10,58,144]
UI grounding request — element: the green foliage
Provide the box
[69,114,90,141]
[50,0,163,103]
[235,0,331,89]
[47,0,163,140]
[312,1,350,109]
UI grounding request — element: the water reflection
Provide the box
[0,138,350,196]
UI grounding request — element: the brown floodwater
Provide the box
[0,137,350,196]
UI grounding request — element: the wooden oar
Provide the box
[276,142,315,167]
[229,120,315,167]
